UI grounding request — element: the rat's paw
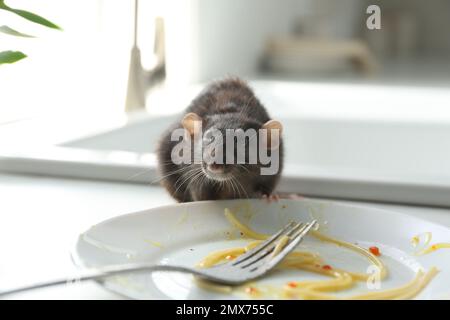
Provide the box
[262,193,280,203]
[286,193,304,200]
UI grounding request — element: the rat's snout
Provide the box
[203,163,232,181]
[207,163,225,173]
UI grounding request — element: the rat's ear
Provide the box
[182,112,202,137]
[261,120,283,149]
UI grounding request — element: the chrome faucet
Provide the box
[125,0,165,112]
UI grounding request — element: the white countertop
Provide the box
[1,172,449,299]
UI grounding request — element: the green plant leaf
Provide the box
[0,25,34,37]
[0,2,61,30]
[0,50,27,64]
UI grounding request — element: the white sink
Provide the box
[1,80,450,206]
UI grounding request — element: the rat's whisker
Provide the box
[231,176,241,199]
[174,166,203,194]
[235,179,242,197]
[227,179,236,194]
[125,168,155,182]
[129,166,184,185]
[237,178,246,199]
[191,170,205,187]
[238,164,251,173]
[233,178,241,199]
[231,177,241,199]
[173,167,196,192]
[159,166,194,183]
[235,177,249,199]
[148,166,193,184]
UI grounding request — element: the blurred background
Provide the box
[2,0,450,123]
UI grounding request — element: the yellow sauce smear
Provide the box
[196,209,439,300]
[418,243,450,255]
[144,239,164,248]
[411,232,450,255]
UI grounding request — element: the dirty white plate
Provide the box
[73,199,450,299]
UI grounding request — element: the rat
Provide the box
[156,78,283,202]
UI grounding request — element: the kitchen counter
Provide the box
[1,172,449,299]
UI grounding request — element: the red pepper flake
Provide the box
[245,287,258,294]
[322,265,332,271]
[287,281,298,288]
[225,255,236,260]
[369,246,381,256]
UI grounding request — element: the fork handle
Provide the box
[0,263,201,298]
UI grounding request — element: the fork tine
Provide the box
[285,222,306,237]
[264,220,317,270]
[288,220,315,241]
[230,221,298,266]
[237,222,304,268]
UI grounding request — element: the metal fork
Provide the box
[0,220,316,297]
